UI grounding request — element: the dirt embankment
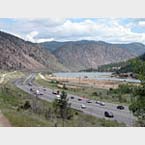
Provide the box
[0,111,11,127]
[46,75,120,89]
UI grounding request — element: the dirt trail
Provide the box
[0,74,6,84]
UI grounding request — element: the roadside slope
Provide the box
[0,111,11,127]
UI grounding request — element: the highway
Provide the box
[14,73,136,126]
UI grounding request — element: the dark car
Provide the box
[52,91,57,95]
[104,111,114,118]
[86,100,92,103]
[78,98,82,101]
[70,96,74,99]
[117,105,124,110]
[52,90,59,95]
[39,92,44,95]
[28,83,32,86]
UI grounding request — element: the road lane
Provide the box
[14,73,136,126]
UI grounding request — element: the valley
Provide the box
[0,30,144,127]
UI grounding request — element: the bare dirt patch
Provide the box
[0,111,11,127]
[46,76,120,89]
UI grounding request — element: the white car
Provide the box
[56,94,61,100]
[81,104,86,109]
[100,102,105,106]
[96,101,105,106]
[35,90,40,95]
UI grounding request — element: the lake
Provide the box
[53,72,141,83]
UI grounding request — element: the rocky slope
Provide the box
[0,31,66,71]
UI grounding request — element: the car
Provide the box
[39,92,44,95]
[86,100,92,103]
[28,83,32,86]
[78,98,82,101]
[96,101,101,104]
[52,90,60,95]
[70,96,74,99]
[117,105,124,110]
[81,104,86,109]
[104,111,114,118]
[56,94,61,100]
[52,91,56,94]
[43,88,46,91]
[96,101,105,106]
[35,90,40,95]
[30,88,33,92]
[99,102,105,106]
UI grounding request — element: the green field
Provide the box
[0,71,24,84]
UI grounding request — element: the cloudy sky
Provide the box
[1,18,145,44]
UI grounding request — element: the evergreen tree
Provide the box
[53,91,72,126]
[129,59,145,126]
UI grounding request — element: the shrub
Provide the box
[23,101,31,110]
[92,91,98,96]
[17,100,31,111]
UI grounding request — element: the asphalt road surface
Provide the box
[14,73,136,126]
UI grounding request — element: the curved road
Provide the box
[14,73,136,126]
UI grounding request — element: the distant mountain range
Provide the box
[41,40,145,71]
[1,30,145,72]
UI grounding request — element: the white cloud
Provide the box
[1,18,145,44]
[25,31,38,42]
[51,19,145,43]
[36,38,54,43]
[25,31,54,43]
[138,21,145,27]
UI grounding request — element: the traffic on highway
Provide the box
[14,73,136,126]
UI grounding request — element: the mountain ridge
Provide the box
[1,30,145,72]
[41,40,145,71]
[0,31,67,71]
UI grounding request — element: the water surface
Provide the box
[53,72,140,83]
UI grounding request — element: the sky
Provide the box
[1,18,145,44]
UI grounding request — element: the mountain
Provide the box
[1,31,145,72]
[41,41,68,53]
[41,40,145,71]
[113,42,145,56]
[0,31,66,71]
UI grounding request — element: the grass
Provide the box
[35,74,132,105]
[0,81,125,127]
[0,71,24,85]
